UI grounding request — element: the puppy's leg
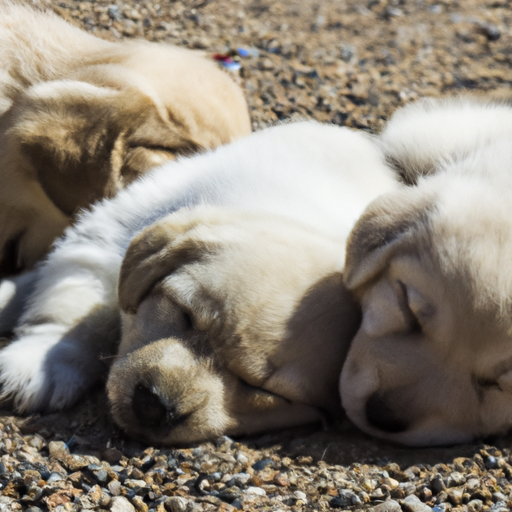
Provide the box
[0,240,123,412]
[0,271,37,336]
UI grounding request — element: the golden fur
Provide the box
[0,2,251,274]
[110,207,358,443]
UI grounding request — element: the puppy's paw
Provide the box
[0,326,95,413]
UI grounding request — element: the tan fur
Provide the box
[109,206,360,443]
[0,2,251,274]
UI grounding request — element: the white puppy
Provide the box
[341,96,512,446]
[0,121,395,443]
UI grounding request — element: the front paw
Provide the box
[0,325,97,413]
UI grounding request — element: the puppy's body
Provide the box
[341,96,512,446]
[0,121,395,443]
[0,2,250,273]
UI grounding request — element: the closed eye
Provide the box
[472,374,502,401]
[128,144,175,154]
[397,280,422,334]
[128,142,201,157]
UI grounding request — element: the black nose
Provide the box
[132,383,178,429]
[365,391,409,433]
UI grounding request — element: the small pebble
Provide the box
[107,5,122,20]
[445,472,465,488]
[402,494,433,512]
[108,479,122,496]
[485,456,498,469]
[373,501,402,512]
[244,486,266,496]
[467,499,484,512]
[476,23,501,42]
[294,490,307,502]
[447,488,463,505]
[111,496,137,512]
[332,489,357,508]
[47,472,64,483]
[48,441,69,461]
[165,497,189,512]
[235,452,249,465]
[252,459,273,471]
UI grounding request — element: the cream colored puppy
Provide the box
[0,2,250,275]
[0,121,395,444]
[341,96,512,446]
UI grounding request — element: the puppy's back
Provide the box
[0,3,110,98]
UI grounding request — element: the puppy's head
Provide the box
[108,206,358,444]
[341,170,512,446]
[2,44,250,216]
[117,43,252,149]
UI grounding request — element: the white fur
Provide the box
[380,96,512,182]
[0,272,36,335]
[0,121,395,412]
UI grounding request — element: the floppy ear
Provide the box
[5,80,132,214]
[5,80,186,215]
[118,214,221,315]
[344,188,431,291]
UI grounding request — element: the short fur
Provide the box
[0,121,395,444]
[341,96,512,446]
[0,2,251,274]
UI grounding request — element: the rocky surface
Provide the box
[3,0,512,510]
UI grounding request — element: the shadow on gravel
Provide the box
[6,387,509,469]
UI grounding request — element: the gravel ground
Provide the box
[3,0,512,511]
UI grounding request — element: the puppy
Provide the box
[340,96,512,446]
[0,121,395,444]
[0,2,251,275]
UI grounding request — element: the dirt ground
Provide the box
[3,0,512,511]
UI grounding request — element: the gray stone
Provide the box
[372,500,402,512]
[111,496,136,512]
[402,494,433,512]
[333,489,358,508]
[228,473,251,487]
[165,497,189,512]
[107,5,122,20]
[444,472,465,488]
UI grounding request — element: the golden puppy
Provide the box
[340,96,512,446]
[0,2,251,274]
[109,207,358,443]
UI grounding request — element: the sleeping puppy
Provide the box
[0,2,251,275]
[0,121,395,444]
[340,96,512,446]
